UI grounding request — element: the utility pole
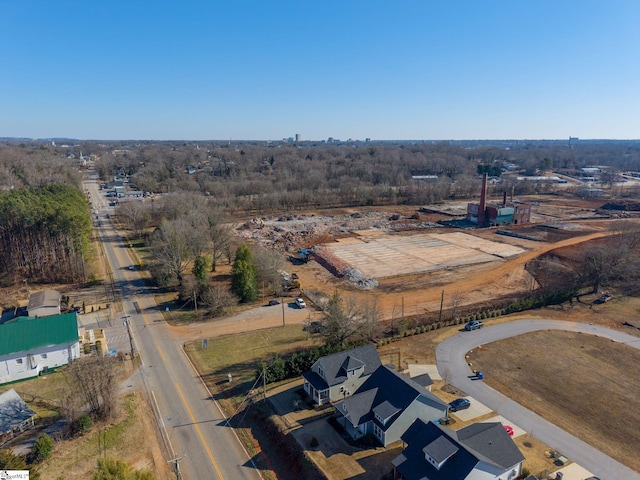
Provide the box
[122,315,134,360]
[438,290,445,322]
[167,454,186,480]
[281,296,285,327]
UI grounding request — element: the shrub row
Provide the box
[257,341,367,384]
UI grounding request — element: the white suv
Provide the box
[295,297,306,308]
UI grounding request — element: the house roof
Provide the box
[302,370,329,391]
[393,419,525,480]
[0,313,78,357]
[312,344,381,387]
[27,289,61,312]
[411,373,434,388]
[334,365,448,431]
[455,422,524,470]
[424,436,459,464]
[0,389,36,434]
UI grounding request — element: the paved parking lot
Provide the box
[77,310,130,355]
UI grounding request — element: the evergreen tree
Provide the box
[231,244,259,302]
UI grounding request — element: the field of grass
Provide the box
[468,330,640,472]
[186,324,322,403]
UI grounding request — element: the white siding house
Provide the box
[0,313,80,384]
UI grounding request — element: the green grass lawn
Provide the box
[185,325,322,403]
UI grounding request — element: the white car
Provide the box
[295,297,306,308]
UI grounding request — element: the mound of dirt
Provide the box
[600,200,640,211]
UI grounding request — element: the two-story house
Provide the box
[333,365,449,447]
[302,344,381,406]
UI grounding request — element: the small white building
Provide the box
[27,289,61,317]
[0,313,80,384]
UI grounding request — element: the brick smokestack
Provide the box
[478,173,487,227]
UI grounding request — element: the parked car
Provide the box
[267,299,280,306]
[503,425,514,436]
[448,398,471,411]
[295,297,307,308]
[464,320,484,331]
[128,265,136,271]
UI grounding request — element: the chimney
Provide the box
[478,174,487,227]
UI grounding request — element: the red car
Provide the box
[503,425,514,436]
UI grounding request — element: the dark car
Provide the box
[448,398,471,411]
[464,320,484,331]
[267,299,280,306]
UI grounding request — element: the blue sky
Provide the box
[1,1,639,140]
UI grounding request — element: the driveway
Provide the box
[436,319,640,480]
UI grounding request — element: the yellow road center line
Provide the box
[156,346,168,363]
[175,382,225,480]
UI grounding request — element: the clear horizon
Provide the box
[2,1,639,140]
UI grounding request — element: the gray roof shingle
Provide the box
[313,344,381,387]
[0,389,36,434]
[393,419,525,480]
[335,365,448,431]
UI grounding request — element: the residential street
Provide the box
[436,319,640,480]
[87,177,261,480]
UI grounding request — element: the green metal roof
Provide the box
[0,313,78,357]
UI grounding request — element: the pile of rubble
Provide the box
[236,212,398,251]
[343,268,379,289]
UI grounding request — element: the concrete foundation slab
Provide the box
[325,232,524,280]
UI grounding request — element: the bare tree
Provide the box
[207,210,234,271]
[578,242,634,293]
[253,246,285,295]
[116,201,150,239]
[359,296,382,341]
[150,218,192,285]
[449,291,465,321]
[320,290,375,346]
[67,356,119,421]
[200,282,238,316]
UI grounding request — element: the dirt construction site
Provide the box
[234,196,622,318]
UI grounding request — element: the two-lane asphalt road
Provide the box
[436,319,640,480]
[87,178,261,480]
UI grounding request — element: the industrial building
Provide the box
[467,174,531,227]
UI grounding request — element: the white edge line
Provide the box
[180,344,261,475]
[151,390,175,458]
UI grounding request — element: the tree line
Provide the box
[0,184,92,284]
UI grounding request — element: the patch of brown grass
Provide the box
[468,330,640,472]
[39,392,170,480]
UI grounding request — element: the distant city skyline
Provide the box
[1,1,639,141]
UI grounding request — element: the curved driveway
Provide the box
[436,319,640,480]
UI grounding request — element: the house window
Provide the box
[317,366,324,378]
[339,386,345,393]
[373,424,383,441]
[374,413,385,425]
[16,358,23,364]
[41,353,48,359]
